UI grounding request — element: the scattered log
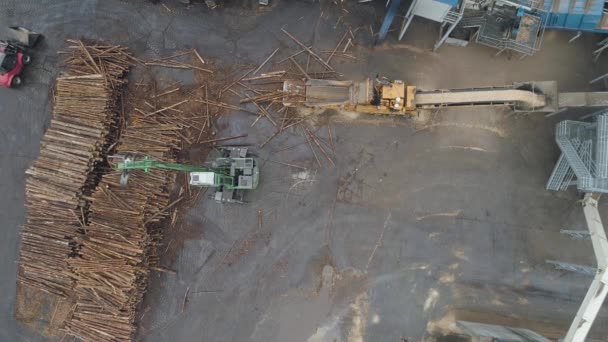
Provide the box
[252,48,279,75]
[199,134,248,145]
[289,57,310,80]
[281,28,334,71]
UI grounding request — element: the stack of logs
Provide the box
[17,41,133,297]
[65,170,176,341]
[19,39,215,341]
[65,84,187,341]
[60,39,136,90]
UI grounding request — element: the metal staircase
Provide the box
[444,10,463,24]
[547,113,608,193]
[596,114,608,177]
[546,138,582,190]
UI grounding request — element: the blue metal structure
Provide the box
[541,0,608,32]
[397,0,466,50]
[390,0,608,50]
[378,0,402,42]
[436,0,458,5]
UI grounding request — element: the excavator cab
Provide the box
[374,79,417,113]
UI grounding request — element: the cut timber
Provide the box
[252,48,279,75]
[281,28,334,71]
[65,94,187,341]
[65,47,219,341]
[16,40,133,299]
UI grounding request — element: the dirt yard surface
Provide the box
[1,0,608,341]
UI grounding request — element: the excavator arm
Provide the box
[112,152,258,192]
[114,156,225,187]
[116,157,211,173]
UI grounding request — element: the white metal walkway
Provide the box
[563,193,608,342]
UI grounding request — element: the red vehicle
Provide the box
[0,40,30,88]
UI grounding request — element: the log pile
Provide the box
[65,169,176,341]
[17,41,132,297]
[64,82,193,341]
[60,39,137,90]
[19,41,222,341]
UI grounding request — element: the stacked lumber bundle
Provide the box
[17,41,132,297]
[65,101,183,342]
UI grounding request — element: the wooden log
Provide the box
[252,48,279,75]
[199,134,248,145]
[289,57,311,80]
[281,28,334,71]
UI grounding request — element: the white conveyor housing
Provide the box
[564,193,608,342]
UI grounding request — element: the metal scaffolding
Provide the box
[459,10,545,56]
[546,114,608,342]
[547,113,608,193]
[560,229,592,240]
[457,321,552,341]
[546,260,597,276]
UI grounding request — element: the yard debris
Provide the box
[266,159,308,170]
[194,98,257,114]
[210,27,359,169]
[416,210,462,221]
[143,49,214,73]
[240,90,285,104]
[326,31,348,64]
[242,70,286,81]
[143,99,189,117]
[199,134,248,145]
[192,48,206,65]
[281,28,334,71]
[290,57,311,80]
[145,61,213,73]
[153,87,180,98]
[305,126,335,167]
[277,46,313,63]
[321,51,357,60]
[328,124,336,154]
[303,126,322,168]
[220,68,254,97]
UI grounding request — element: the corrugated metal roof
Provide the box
[541,0,608,32]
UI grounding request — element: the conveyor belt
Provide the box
[292,79,555,113]
[415,88,546,108]
[558,92,608,108]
